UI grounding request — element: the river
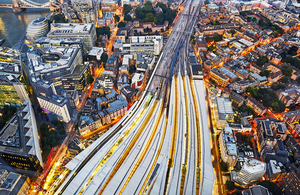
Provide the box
[0,0,49,47]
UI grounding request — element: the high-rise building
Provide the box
[47,23,96,50]
[231,159,266,187]
[281,164,300,195]
[219,125,238,170]
[26,17,49,41]
[0,100,43,171]
[0,75,28,106]
[0,170,31,195]
[37,95,72,123]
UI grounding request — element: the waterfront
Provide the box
[0,0,49,47]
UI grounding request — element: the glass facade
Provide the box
[0,85,22,105]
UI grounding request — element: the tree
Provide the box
[114,15,120,23]
[247,17,252,22]
[145,13,156,23]
[240,12,246,17]
[190,35,196,45]
[256,56,268,67]
[297,76,300,84]
[96,26,111,39]
[258,181,282,195]
[225,180,235,191]
[281,65,293,77]
[87,74,94,85]
[101,53,108,67]
[234,115,241,123]
[144,27,152,33]
[288,45,298,56]
[259,70,270,77]
[220,160,228,172]
[252,17,257,22]
[118,21,126,28]
[204,0,209,4]
[281,76,289,83]
[123,4,133,15]
[230,29,236,36]
[124,14,132,22]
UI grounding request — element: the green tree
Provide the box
[204,0,209,4]
[190,35,196,45]
[288,45,298,56]
[240,12,246,17]
[230,29,236,36]
[124,14,132,22]
[144,27,152,33]
[118,21,126,28]
[297,76,300,84]
[258,181,282,195]
[234,115,241,123]
[145,13,155,23]
[101,53,108,67]
[96,26,111,39]
[87,74,94,85]
[225,180,235,191]
[256,56,268,67]
[114,15,120,23]
[123,4,133,15]
[259,70,270,77]
[247,17,252,22]
[252,17,257,22]
[220,160,228,172]
[281,76,289,83]
[281,65,293,77]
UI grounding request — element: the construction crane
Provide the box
[31,147,55,191]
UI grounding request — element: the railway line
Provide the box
[53,0,215,194]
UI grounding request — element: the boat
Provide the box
[0,39,4,46]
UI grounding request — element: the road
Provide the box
[52,0,215,194]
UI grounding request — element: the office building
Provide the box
[26,17,49,41]
[47,23,96,50]
[0,170,31,195]
[0,75,28,106]
[35,37,87,58]
[37,95,72,122]
[27,46,85,94]
[231,159,266,187]
[0,100,43,171]
[219,125,238,170]
[121,35,163,56]
[266,160,286,182]
[131,72,144,89]
[281,164,300,195]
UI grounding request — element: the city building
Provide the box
[213,97,234,129]
[231,158,266,187]
[277,88,300,107]
[281,164,300,195]
[37,95,72,123]
[131,72,144,90]
[0,170,31,195]
[47,23,96,50]
[120,35,163,56]
[35,37,87,58]
[242,185,270,195]
[0,75,28,106]
[266,160,286,182]
[87,47,104,62]
[256,119,287,153]
[0,100,43,171]
[246,96,266,116]
[209,68,229,87]
[68,138,83,157]
[27,46,85,94]
[229,91,245,109]
[219,125,238,170]
[26,17,49,41]
[283,109,300,123]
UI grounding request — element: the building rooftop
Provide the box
[48,23,94,36]
[243,159,266,174]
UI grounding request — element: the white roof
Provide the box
[243,159,266,174]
